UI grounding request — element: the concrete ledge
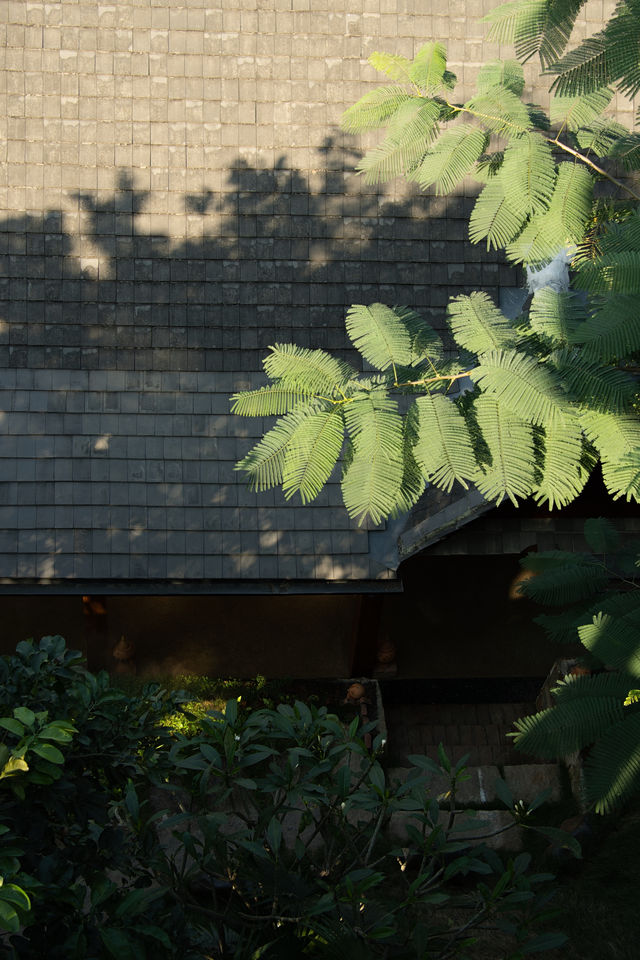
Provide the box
[503,764,564,804]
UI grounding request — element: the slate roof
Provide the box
[0,0,621,591]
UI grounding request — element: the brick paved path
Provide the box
[384,701,541,767]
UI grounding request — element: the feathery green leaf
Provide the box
[390,413,427,517]
[511,696,625,758]
[507,163,594,265]
[549,86,614,131]
[409,42,448,92]
[601,450,640,502]
[345,303,413,371]
[579,610,640,674]
[447,292,518,355]
[411,124,488,194]
[584,712,640,812]
[392,306,444,365]
[356,99,441,184]
[413,395,477,492]
[578,295,640,362]
[340,86,414,133]
[477,59,525,96]
[551,670,637,703]
[484,0,586,67]
[518,550,609,605]
[367,52,413,83]
[464,86,533,139]
[533,414,591,508]
[472,394,536,505]
[582,411,640,500]
[528,289,588,345]
[264,344,356,396]
[235,410,307,492]
[282,407,345,504]
[501,133,556,216]
[341,391,404,525]
[469,177,528,249]
[575,117,629,156]
[574,250,640,294]
[584,517,621,554]
[609,132,640,169]
[471,348,567,427]
[230,383,314,417]
[552,348,638,414]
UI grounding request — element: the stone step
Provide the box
[386,763,564,808]
[383,701,540,768]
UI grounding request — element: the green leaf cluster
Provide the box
[0,638,565,959]
[512,520,640,813]
[234,286,640,522]
[233,4,640,524]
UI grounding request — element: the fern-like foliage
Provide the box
[517,550,610,605]
[408,42,449,93]
[484,0,587,68]
[510,695,625,758]
[532,414,590,508]
[470,348,567,427]
[412,394,477,492]
[501,133,557,216]
[345,304,414,371]
[281,407,345,504]
[390,412,427,517]
[263,344,356,397]
[579,610,640,675]
[342,391,404,525]
[468,177,528,250]
[235,409,311,492]
[477,58,526,95]
[583,712,640,813]
[512,522,640,812]
[340,86,415,133]
[472,395,536,505]
[230,384,314,417]
[552,349,638,414]
[582,411,640,500]
[410,124,488,194]
[447,292,519,355]
[577,295,640,362]
[356,99,442,184]
[549,86,614,131]
[487,0,640,99]
[234,8,640,527]
[575,251,640,294]
[551,2,640,97]
[528,289,587,346]
[507,163,594,264]
[583,516,620,554]
[535,591,640,644]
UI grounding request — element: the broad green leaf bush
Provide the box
[0,637,570,958]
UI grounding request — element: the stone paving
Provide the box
[384,701,542,768]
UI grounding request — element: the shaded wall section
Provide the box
[4,593,361,679]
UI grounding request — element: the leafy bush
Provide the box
[0,637,570,958]
[114,672,293,737]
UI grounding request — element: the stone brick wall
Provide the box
[0,0,615,587]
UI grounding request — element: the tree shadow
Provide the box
[0,137,512,373]
[0,138,521,581]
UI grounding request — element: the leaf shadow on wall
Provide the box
[0,136,504,376]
